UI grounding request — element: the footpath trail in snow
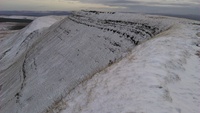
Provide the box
[50,23,200,113]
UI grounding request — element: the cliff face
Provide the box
[1,11,199,113]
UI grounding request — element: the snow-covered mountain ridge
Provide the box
[54,23,200,113]
[0,11,199,113]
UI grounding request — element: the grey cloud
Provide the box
[63,0,200,15]
[68,0,200,6]
[124,4,200,15]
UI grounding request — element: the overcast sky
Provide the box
[0,0,200,15]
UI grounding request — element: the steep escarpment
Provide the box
[0,11,174,113]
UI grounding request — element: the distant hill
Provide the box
[149,13,200,21]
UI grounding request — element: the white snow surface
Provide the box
[24,16,66,34]
[0,16,66,113]
[56,24,200,113]
[0,11,200,113]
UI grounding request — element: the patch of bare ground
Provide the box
[0,31,17,39]
[197,32,200,37]
[196,51,200,58]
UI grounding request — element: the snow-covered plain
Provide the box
[0,11,200,113]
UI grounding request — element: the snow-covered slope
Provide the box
[0,11,199,113]
[0,16,66,113]
[53,23,200,113]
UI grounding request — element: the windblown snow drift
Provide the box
[0,11,200,113]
